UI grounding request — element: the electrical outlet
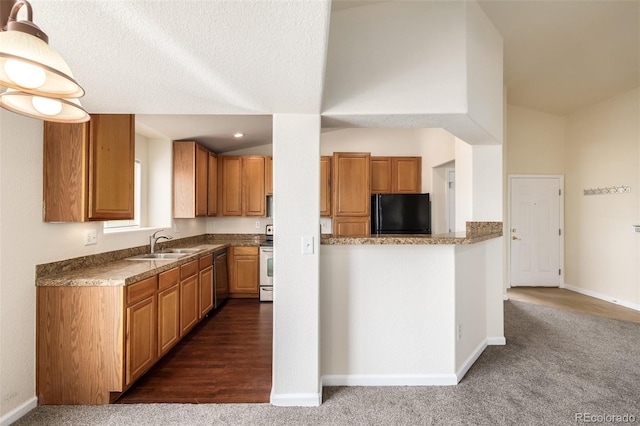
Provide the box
[320,220,331,234]
[84,230,97,246]
[173,220,180,234]
[456,324,462,341]
[256,221,261,229]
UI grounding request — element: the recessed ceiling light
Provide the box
[233,132,244,138]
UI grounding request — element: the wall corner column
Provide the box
[270,114,322,406]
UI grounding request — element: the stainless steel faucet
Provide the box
[150,229,173,253]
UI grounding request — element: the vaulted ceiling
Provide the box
[24,0,640,151]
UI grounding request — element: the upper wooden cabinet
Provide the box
[265,156,273,196]
[371,157,392,193]
[242,156,266,216]
[43,114,135,222]
[219,156,243,216]
[207,152,218,216]
[333,152,371,217]
[371,156,421,194]
[219,155,266,217]
[320,156,331,217]
[173,141,209,218]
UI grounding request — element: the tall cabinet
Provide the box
[332,152,371,236]
[43,114,135,222]
[173,141,209,218]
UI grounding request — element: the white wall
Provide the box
[454,244,487,371]
[0,113,205,420]
[271,114,321,406]
[322,1,503,148]
[321,245,456,381]
[465,0,504,145]
[324,1,467,116]
[564,88,640,307]
[506,105,565,175]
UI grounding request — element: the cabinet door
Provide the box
[265,156,273,196]
[392,157,421,193]
[88,114,135,220]
[333,216,370,237]
[180,273,199,336]
[242,156,266,216]
[198,255,214,317]
[229,247,259,296]
[43,121,90,222]
[126,295,156,386]
[333,152,371,217]
[371,157,392,193]
[157,285,180,357]
[195,144,209,216]
[219,156,242,216]
[320,156,332,217]
[208,152,218,216]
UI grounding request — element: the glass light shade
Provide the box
[0,30,84,98]
[0,89,89,123]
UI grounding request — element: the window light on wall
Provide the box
[0,0,89,122]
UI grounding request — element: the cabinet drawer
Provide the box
[180,260,199,279]
[158,267,179,291]
[199,254,213,270]
[127,276,157,305]
[233,246,258,256]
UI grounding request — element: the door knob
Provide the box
[512,236,521,241]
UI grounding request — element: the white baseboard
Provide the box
[0,397,37,426]
[487,337,506,345]
[322,374,457,387]
[270,391,322,407]
[564,285,640,312]
[455,340,487,382]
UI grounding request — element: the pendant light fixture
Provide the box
[0,0,89,122]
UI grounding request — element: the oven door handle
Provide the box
[261,248,273,253]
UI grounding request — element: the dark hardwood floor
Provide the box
[117,299,273,404]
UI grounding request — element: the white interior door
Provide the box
[510,176,563,287]
[446,169,455,233]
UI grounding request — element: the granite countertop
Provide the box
[321,221,503,245]
[36,244,230,287]
[36,233,266,288]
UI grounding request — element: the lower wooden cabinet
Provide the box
[180,260,200,336]
[157,267,180,357]
[228,246,259,298]
[199,255,214,317]
[333,216,371,236]
[36,251,228,405]
[126,299,156,386]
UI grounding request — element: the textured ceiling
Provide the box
[19,0,640,150]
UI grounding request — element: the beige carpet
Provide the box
[15,300,640,425]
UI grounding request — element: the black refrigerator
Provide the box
[371,193,431,234]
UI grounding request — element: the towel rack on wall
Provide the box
[583,186,631,196]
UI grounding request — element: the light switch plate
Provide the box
[302,236,314,254]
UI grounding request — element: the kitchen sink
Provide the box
[162,248,204,254]
[126,253,188,260]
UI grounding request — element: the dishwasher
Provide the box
[213,248,229,308]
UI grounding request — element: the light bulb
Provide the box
[32,96,63,116]
[4,59,47,90]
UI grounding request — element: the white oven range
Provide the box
[259,225,273,302]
